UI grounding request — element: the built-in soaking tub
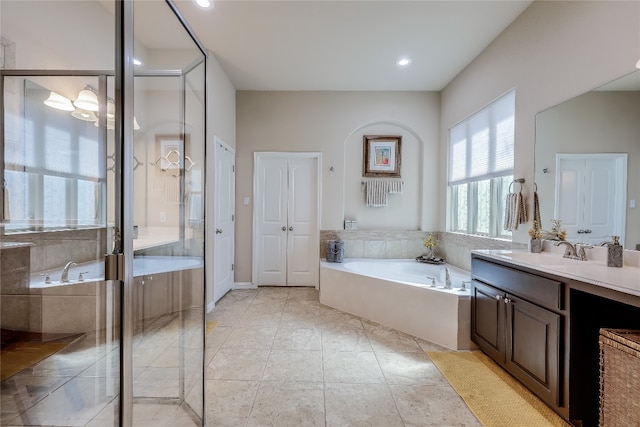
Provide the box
[320,258,473,350]
[1,256,204,335]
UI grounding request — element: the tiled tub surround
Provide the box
[437,232,526,271]
[320,230,526,271]
[320,259,473,350]
[2,228,107,273]
[320,230,435,260]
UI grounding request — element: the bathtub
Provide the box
[320,258,474,350]
[4,256,205,335]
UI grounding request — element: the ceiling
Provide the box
[171,0,533,91]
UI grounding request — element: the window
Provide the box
[3,79,104,233]
[448,90,515,239]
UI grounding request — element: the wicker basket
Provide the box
[599,328,640,426]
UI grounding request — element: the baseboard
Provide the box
[233,282,257,290]
[206,300,215,313]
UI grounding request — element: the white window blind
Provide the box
[448,90,515,186]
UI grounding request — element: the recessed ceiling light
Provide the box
[133,58,142,66]
[397,58,412,67]
[194,0,213,9]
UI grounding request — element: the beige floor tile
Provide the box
[389,384,482,426]
[321,327,373,352]
[247,381,325,427]
[272,327,322,350]
[205,380,259,426]
[262,350,324,382]
[324,382,404,427]
[9,377,113,426]
[286,287,320,301]
[323,351,385,384]
[206,325,232,350]
[364,323,424,353]
[376,351,450,385]
[207,348,270,381]
[416,337,451,353]
[222,326,277,349]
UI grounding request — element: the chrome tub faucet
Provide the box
[61,261,77,283]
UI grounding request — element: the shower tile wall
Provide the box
[2,228,107,272]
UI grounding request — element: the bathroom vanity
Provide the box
[471,249,640,427]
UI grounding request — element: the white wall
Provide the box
[440,0,640,245]
[235,91,440,283]
[205,52,236,307]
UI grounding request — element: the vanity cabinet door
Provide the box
[471,280,506,363]
[505,294,561,407]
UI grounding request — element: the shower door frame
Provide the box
[0,1,208,425]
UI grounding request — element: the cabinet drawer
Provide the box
[472,258,562,310]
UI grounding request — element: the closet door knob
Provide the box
[215,229,222,234]
[282,226,286,231]
[289,226,294,231]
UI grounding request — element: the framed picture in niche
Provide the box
[363,135,401,177]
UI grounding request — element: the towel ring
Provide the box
[508,178,526,193]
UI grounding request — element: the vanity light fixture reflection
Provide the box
[73,88,99,111]
[71,109,98,122]
[43,91,75,111]
[43,85,141,130]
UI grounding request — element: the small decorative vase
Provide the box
[530,239,542,254]
[423,247,434,260]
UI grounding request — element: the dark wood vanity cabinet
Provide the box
[471,257,565,415]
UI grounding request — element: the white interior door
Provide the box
[213,139,235,302]
[256,157,288,286]
[287,157,319,286]
[254,153,320,287]
[555,154,626,245]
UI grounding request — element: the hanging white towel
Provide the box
[365,179,403,207]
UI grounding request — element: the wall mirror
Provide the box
[535,70,640,250]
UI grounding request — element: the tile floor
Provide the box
[2,286,481,426]
[205,287,481,426]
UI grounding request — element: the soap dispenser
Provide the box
[607,236,623,268]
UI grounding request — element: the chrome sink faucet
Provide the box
[61,261,77,282]
[577,245,593,261]
[554,241,578,259]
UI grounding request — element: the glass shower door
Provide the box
[1,72,122,426]
[129,1,206,424]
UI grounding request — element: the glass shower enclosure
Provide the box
[0,1,206,425]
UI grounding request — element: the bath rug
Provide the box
[1,341,68,381]
[206,320,218,336]
[428,351,570,427]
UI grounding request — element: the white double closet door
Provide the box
[254,153,320,287]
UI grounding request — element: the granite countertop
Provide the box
[472,248,640,298]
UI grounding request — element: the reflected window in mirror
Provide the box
[3,78,106,233]
[448,90,515,239]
